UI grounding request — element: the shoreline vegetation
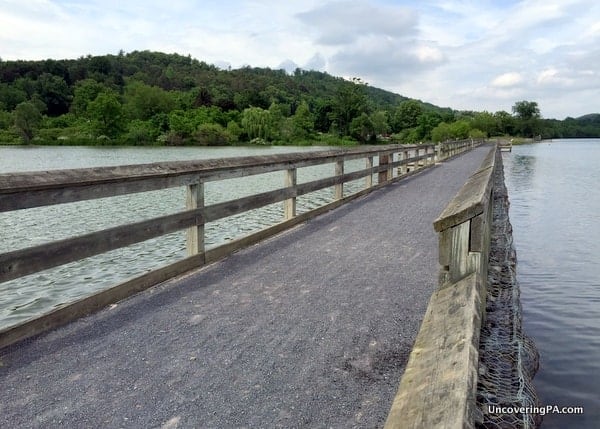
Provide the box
[1,51,599,147]
[0,136,563,149]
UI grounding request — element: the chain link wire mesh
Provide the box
[476,153,541,429]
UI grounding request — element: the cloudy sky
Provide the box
[1,0,599,119]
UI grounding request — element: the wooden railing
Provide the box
[438,138,479,159]
[499,139,513,152]
[0,140,479,348]
[384,144,497,429]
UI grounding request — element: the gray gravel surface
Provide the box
[0,146,490,429]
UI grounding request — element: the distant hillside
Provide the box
[0,51,443,115]
[540,113,600,139]
[576,113,600,123]
[1,50,598,145]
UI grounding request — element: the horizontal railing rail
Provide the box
[0,139,480,348]
[385,143,497,429]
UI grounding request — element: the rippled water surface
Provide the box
[503,139,600,428]
[0,145,375,329]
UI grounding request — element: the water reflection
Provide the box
[509,154,536,191]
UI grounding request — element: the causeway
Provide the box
[0,145,490,428]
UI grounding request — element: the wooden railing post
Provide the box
[396,151,403,176]
[335,159,344,200]
[284,168,297,220]
[186,180,205,257]
[366,156,373,189]
[411,148,416,171]
[378,153,389,183]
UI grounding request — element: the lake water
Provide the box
[0,145,373,330]
[502,139,600,428]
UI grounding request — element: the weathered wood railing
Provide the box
[0,140,479,348]
[498,139,513,152]
[438,138,479,159]
[384,144,496,429]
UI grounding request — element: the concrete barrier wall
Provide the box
[384,144,497,429]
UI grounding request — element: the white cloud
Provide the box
[1,0,600,119]
[296,1,417,45]
[304,53,327,71]
[277,59,299,73]
[415,45,445,63]
[537,68,564,85]
[492,72,524,88]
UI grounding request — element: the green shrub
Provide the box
[469,128,486,139]
[192,123,232,146]
[0,128,20,144]
[123,119,160,145]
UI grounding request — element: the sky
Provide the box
[1,0,599,119]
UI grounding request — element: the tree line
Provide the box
[1,51,598,146]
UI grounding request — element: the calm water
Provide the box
[503,139,600,428]
[0,145,373,330]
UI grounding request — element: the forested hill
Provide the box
[0,50,598,145]
[0,51,416,115]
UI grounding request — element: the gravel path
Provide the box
[0,146,490,429]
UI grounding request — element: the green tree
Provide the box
[471,111,498,137]
[330,78,368,136]
[392,100,422,132]
[370,110,390,136]
[123,81,176,120]
[13,77,37,99]
[416,111,442,140]
[430,122,452,142]
[226,120,243,142]
[0,109,12,130]
[448,120,471,139]
[0,83,27,111]
[268,102,286,140]
[187,106,227,128]
[14,101,42,143]
[350,113,375,143]
[192,123,232,146]
[123,119,160,145]
[469,128,486,139]
[431,120,471,142]
[512,100,541,137]
[71,79,110,115]
[494,111,515,135]
[86,91,124,137]
[313,99,334,133]
[291,100,314,138]
[168,109,195,138]
[35,73,72,116]
[512,100,540,120]
[241,106,273,141]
